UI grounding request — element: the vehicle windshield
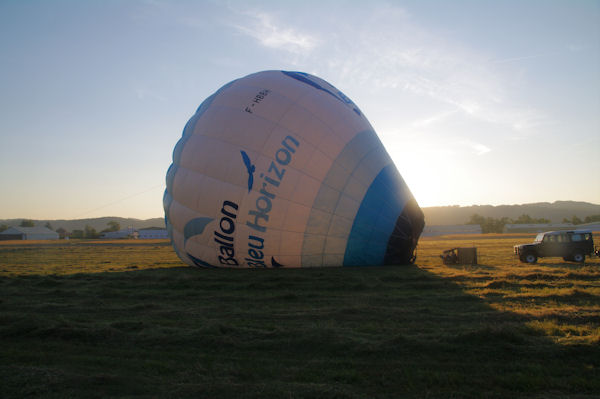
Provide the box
[534,233,544,243]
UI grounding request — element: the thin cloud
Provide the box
[462,140,491,156]
[230,10,318,55]
[309,4,550,134]
[411,110,458,128]
[492,51,561,64]
[224,4,549,135]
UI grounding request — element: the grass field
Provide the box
[1,235,599,398]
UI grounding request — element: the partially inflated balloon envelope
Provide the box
[164,71,425,268]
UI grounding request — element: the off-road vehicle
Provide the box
[514,230,594,263]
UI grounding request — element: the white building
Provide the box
[99,227,168,239]
[100,227,136,239]
[137,228,168,239]
[503,223,574,233]
[574,222,600,232]
[421,224,482,237]
[0,226,59,240]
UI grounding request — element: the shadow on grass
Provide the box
[0,264,598,398]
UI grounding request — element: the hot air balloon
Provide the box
[164,71,424,268]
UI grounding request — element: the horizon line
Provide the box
[2,200,599,221]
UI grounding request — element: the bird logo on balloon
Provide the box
[240,150,255,192]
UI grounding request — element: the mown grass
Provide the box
[0,239,181,275]
[417,234,600,347]
[0,236,599,398]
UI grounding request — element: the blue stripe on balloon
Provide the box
[163,190,173,230]
[282,71,361,116]
[343,165,409,266]
[187,252,217,268]
[165,163,178,195]
[162,190,178,256]
[162,190,171,212]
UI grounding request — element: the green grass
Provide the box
[0,237,599,398]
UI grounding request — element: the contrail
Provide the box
[492,51,560,64]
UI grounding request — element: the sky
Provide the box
[1,0,599,220]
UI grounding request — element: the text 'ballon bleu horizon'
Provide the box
[164,70,425,268]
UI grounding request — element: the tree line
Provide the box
[562,215,600,225]
[0,220,122,239]
[466,214,600,233]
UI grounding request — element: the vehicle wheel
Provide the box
[524,253,537,263]
[573,253,585,263]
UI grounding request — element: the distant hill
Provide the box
[422,201,600,226]
[0,217,165,232]
[2,201,599,231]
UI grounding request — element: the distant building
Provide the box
[0,226,59,241]
[137,228,168,239]
[421,224,482,237]
[99,227,168,239]
[100,227,136,239]
[574,222,600,233]
[503,223,574,234]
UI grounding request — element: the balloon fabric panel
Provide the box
[165,70,424,268]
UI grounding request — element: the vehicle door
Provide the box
[538,234,554,257]
[555,233,571,257]
[540,234,562,257]
[571,233,592,255]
